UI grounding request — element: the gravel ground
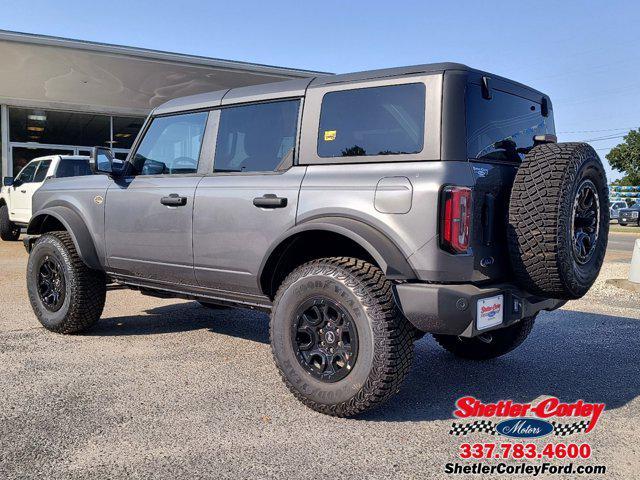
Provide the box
[1,237,639,479]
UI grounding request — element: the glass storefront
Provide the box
[6,107,145,173]
[12,147,75,172]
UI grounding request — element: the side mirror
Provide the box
[90,147,116,175]
[3,177,13,187]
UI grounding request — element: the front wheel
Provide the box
[433,316,535,360]
[619,223,628,226]
[270,257,415,417]
[27,232,106,333]
[0,204,20,241]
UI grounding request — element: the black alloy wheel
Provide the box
[572,179,600,265]
[291,297,358,383]
[37,255,66,312]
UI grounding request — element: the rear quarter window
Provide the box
[466,85,555,163]
[317,83,425,158]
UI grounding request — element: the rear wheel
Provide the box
[0,204,20,241]
[433,316,535,360]
[27,231,106,333]
[270,257,415,416]
[619,223,628,226]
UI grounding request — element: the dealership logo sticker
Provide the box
[449,397,605,436]
[482,304,500,319]
[94,195,104,205]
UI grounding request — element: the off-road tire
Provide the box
[508,142,609,299]
[433,316,535,360]
[0,204,20,241]
[270,257,415,417]
[27,231,106,333]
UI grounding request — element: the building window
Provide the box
[7,107,145,174]
[112,116,145,150]
[9,108,111,146]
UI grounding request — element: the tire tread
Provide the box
[270,257,415,417]
[28,231,106,334]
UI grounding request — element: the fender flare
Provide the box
[258,216,417,290]
[27,206,101,270]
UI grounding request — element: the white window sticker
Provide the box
[477,295,504,330]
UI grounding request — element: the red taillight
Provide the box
[441,186,472,254]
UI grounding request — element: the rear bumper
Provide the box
[393,282,565,338]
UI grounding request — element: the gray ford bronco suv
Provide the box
[24,63,609,416]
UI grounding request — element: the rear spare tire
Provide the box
[508,142,609,299]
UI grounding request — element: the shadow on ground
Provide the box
[92,304,640,423]
[92,302,270,344]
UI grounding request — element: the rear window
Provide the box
[56,159,93,178]
[318,83,425,158]
[466,85,555,163]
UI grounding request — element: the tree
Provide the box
[606,128,640,185]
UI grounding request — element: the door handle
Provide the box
[20,190,26,193]
[160,194,187,207]
[253,194,287,209]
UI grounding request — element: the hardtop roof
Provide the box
[153,62,548,115]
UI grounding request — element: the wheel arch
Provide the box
[27,206,102,270]
[258,217,417,299]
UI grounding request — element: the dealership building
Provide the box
[0,30,323,177]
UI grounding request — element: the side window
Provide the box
[466,86,556,163]
[33,160,52,182]
[132,112,207,175]
[214,100,300,173]
[56,159,93,178]
[317,83,425,158]
[15,161,39,184]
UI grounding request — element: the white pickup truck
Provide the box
[1,155,91,241]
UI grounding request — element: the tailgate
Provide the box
[470,161,518,282]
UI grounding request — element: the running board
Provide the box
[108,273,272,312]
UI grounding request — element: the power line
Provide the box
[558,127,637,134]
[581,135,625,142]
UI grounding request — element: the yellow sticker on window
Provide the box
[324,130,337,141]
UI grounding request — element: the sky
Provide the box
[1,0,639,180]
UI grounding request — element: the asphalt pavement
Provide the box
[1,234,639,479]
